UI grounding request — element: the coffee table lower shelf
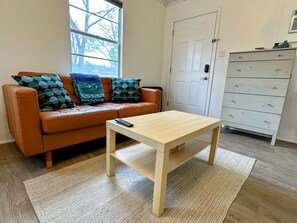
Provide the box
[111,138,210,181]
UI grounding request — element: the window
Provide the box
[69,0,122,77]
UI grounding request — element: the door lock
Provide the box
[204,64,210,73]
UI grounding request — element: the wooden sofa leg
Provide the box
[45,151,53,168]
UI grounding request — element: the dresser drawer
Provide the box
[229,49,296,62]
[227,60,293,78]
[222,93,285,114]
[221,107,281,131]
[224,78,289,96]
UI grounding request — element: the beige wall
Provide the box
[0,0,165,143]
[162,0,297,143]
[0,0,72,143]
[122,0,165,86]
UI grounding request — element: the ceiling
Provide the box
[160,0,185,6]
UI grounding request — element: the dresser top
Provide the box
[230,48,297,54]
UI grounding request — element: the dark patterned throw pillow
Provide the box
[70,73,105,104]
[11,74,75,112]
[112,78,141,103]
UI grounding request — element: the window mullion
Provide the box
[71,29,118,45]
[72,53,118,63]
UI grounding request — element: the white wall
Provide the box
[0,0,72,143]
[122,0,165,86]
[0,0,165,144]
[162,0,297,143]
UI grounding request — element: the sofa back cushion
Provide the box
[18,72,113,103]
[59,75,81,104]
[101,77,112,102]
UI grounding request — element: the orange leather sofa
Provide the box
[2,72,162,168]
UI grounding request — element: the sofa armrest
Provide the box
[2,84,43,156]
[140,88,162,112]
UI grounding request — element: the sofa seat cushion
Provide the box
[117,102,157,118]
[96,102,157,118]
[40,105,117,134]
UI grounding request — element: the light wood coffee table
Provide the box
[106,110,221,217]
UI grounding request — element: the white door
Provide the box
[168,13,217,115]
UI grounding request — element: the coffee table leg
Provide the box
[106,128,116,177]
[208,125,220,165]
[152,149,169,217]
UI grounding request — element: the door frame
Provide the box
[166,8,222,116]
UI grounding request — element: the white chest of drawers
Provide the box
[221,48,296,145]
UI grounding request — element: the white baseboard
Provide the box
[0,139,15,145]
[0,131,14,145]
[277,137,297,145]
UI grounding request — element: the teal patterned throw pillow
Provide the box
[11,74,75,112]
[112,78,141,103]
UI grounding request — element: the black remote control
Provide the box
[115,118,134,127]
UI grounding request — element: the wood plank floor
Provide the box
[0,129,296,223]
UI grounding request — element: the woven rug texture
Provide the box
[24,147,255,223]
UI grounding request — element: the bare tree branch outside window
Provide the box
[69,0,121,77]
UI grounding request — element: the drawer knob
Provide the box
[236,69,242,72]
[229,114,234,118]
[231,100,236,103]
[271,86,277,90]
[267,103,274,107]
[277,54,283,57]
[234,85,239,88]
[238,56,243,59]
[264,120,270,124]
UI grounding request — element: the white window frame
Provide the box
[69,0,123,77]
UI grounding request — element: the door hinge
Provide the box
[167,101,169,107]
[172,30,174,37]
[169,67,172,73]
[212,38,220,43]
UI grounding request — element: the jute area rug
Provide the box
[24,147,255,223]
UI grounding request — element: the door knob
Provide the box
[201,75,209,80]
